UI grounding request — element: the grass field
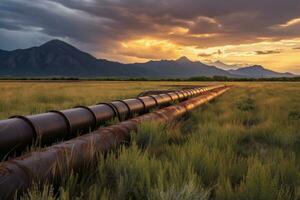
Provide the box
[1,81,300,199]
[0,81,206,119]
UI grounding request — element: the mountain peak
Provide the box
[38,39,90,57]
[229,64,295,78]
[231,65,267,73]
[207,60,236,70]
[40,39,73,48]
[176,56,191,62]
[245,65,264,70]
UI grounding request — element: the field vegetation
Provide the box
[0,81,204,119]
[0,81,299,199]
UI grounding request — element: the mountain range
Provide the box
[207,61,245,70]
[0,40,296,78]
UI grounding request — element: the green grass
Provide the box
[0,81,208,119]
[4,82,300,199]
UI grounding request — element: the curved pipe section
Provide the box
[168,92,180,101]
[58,108,96,136]
[89,104,116,125]
[149,93,172,107]
[174,91,185,100]
[157,94,173,105]
[110,101,131,121]
[137,96,157,111]
[181,91,190,99]
[121,99,145,116]
[27,112,71,144]
[0,118,34,154]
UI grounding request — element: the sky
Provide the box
[1,0,300,73]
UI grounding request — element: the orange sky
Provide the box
[1,0,300,73]
[98,37,300,74]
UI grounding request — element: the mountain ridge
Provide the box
[207,60,245,70]
[132,57,235,78]
[0,40,297,78]
[228,65,295,78]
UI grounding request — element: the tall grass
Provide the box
[0,81,203,119]
[14,82,300,199]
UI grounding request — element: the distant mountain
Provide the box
[0,40,151,77]
[207,61,245,70]
[133,56,234,78]
[228,65,296,78]
[0,40,296,78]
[176,56,192,63]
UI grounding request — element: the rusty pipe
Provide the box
[0,85,225,158]
[0,86,230,199]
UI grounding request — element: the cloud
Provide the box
[197,53,213,58]
[198,49,222,58]
[117,39,180,60]
[188,16,222,34]
[277,18,300,28]
[255,50,282,55]
[0,0,300,62]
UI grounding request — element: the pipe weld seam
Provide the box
[48,110,72,135]
[97,103,120,122]
[74,106,97,128]
[10,115,39,140]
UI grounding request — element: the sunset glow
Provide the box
[1,0,299,73]
[105,37,300,73]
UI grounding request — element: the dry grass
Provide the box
[0,81,210,119]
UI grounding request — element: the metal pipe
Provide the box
[120,99,146,116]
[174,91,185,100]
[0,86,224,158]
[137,96,157,111]
[0,86,230,199]
[110,100,131,121]
[154,94,173,105]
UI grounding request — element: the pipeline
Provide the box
[0,85,230,199]
[0,85,222,158]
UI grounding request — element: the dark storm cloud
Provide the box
[1,0,300,55]
[0,1,118,48]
